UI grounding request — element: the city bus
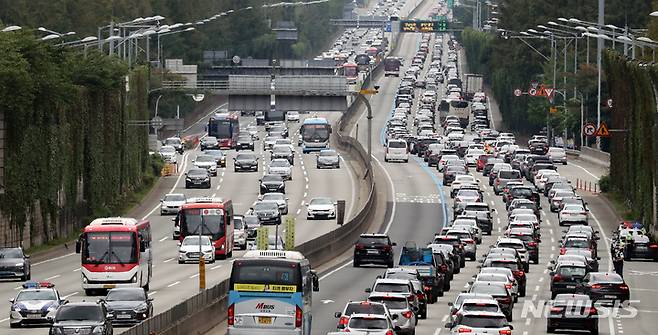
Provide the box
[228,250,319,335]
[208,112,240,149]
[300,117,332,153]
[175,197,235,259]
[341,62,358,84]
[75,217,152,295]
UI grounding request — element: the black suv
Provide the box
[353,234,396,268]
[234,153,259,172]
[259,174,286,194]
[50,302,113,335]
[184,168,211,189]
[104,288,153,325]
[236,135,255,151]
[549,262,588,298]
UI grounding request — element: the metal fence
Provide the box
[161,75,348,96]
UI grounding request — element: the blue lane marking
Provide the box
[376,33,451,228]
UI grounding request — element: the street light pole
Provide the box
[596,0,604,150]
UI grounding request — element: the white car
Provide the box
[548,147,567,165]
[193,154,218,176]
[464,149,485,166]
[159,145,177,164]
[558,204,589,226]
[306,197,336,220]
[160,193,186,215]
[286,110,300,122]
[259,192,289,215]
[384,139,409,163]
[178,236,215,264]
[268,159,293,181]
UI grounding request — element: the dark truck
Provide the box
[399,243,445,303]
[384,57,401,77]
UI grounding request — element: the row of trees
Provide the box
[0,0,346,62]
[0,31,157,247]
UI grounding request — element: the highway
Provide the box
[311,1,657,335]
[0,105,360,334]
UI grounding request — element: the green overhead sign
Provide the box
[399,20,449,33]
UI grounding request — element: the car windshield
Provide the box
[514,214,537,222]
[388,141,407,148]
[564,239,589,248]
[0,249,22,258]
[470,283,507,296]
[462,304,500,313]
[498,170,520,179]
[204,137,218,144]
[160,146,175,154]
[205,150,224,157]
[236,154,256,160]
[488,261,519,271]
[262,175,283,183]
[358,237,388,245]
[458,190,479,197]
[16,290,57,301]
[374,283,410,294]
[348,317,388,329]
[165,138,181,145]
[188,169,207,177]
[511,188,533,197]
[164,194,185,202]
[564,205,585,212]
[368,297,407,309]
[558,266,587,277]
[243,216,259,227]
[196,155,214,163]
[270,160,290,168]
[56,305,103,322]
[320,150,338,157]
[460,315,507,328]
[310,198,333,206]
[344,303,386,316]
[273,147,292,154]
[255,202,279,211]
[106,289,146,301]
[262,194,285,202]
[233,217,244,229]
[182,236,211,246]
[590,273,624,284]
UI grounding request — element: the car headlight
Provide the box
[204,177,210,181]
[51,327,64,335]
[131,274,138,283]
[186,177,192,182]
[134,304,148,313]
[92,325,105,334]
[47,305,57,312]
[15,263,23,267]
[12,305,22,312]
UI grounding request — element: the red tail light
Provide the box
[424,285,432,292]
[416,292,426,301]
[401,310,413,319]
[295,306,302,328]
[513,270,525,277]
[441,264,448,272]
[465,239,475,244]
[590,284,602,289]
[386,330,394,335]
[619,284,629,290]
[505,283,513,289]
[650,244,658,249]
[499,296,512,304]
[228,304,235,326]
[382,245,392,252]
[560,247,566,255]
[458,328,472,333]
[528,242,537,247]
[355,244,365,250]
[550,307,563,313]
[339,316,349,326]
[589,307,598,315]
[407,295,415,302]
[552,274,563,282]
[496,179,500,185]
[499,330,512,335]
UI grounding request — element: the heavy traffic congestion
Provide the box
[1,0,656,335]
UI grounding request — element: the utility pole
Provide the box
[596,0,604,149]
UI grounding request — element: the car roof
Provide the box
[348,313,388,320]
[374,278,411,285]
[458,310,507,317]
[360,233,389,238]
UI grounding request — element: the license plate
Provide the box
[117,314,132,319]
[566,285,576,289]
[258,316,272,324]
[103,284,116,289]
[367,250,379,254]
[194,181,201,184]
[604,295,617,299]
[26,314,41,319]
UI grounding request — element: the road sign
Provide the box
[359,88,379,95]
[549,106,558,114]
[583,122,597,137]
[385,22,392,32]
[284,217,295,251]
[595,121,610,137]
[528,88,537,96]
[513,88,522,97]
[544,88,555,100]
[399,20,448,32]
[530,80,539,89]
[150,116,164,130]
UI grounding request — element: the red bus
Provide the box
[175,197,235,259]
[341,62,358,84]
[75,217,152,295]
[208,112,240,149]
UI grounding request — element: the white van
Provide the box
[385,139,409,163]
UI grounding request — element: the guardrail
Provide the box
[566,146,610,168]
[162,76,349,96]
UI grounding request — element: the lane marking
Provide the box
[525,318,531,326]
[45,274,61,280]
[159,236,168,242]
[62,291,79,299]
[32,253,76,266]
[163,258,174,263]
[568,162,601,180]
[189,273,200,279]
[538,277,544,283]
[74,267,81,272]
[167,281,181,287]
[148,291,158,296]
[211,265,222,270]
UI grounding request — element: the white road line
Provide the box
[441,315,448,322]
[523,332,528,335]
[531,294,538,301]
[211,193,217,197]
[189,273,199,279]
[525,318,531,326]
[74,267,81,272]
[148,291,157,296]
[319,260,353,281]
[303,170,308,175]
[141,151,191,220]
[167,281,181,288]
[490,200,495,206]
[541,210,546,216]
[550,253,555,259]
[159,236,168,242]
[549,229,554,235]
[0,318,9,323]
[62,292,79,299]
[303,192,308,198]
[534,285,540,292]
[433,329,442,335]
[551,245,556,251]
[163,258,174,263]
[551,237,556,243]
[45,274,61,280]
[546,219,551,226]
[14,286,21,290]
[32,252,76,266]
[538,277,544,283]
[373,156,396,234]
[211,265,222,270]
[305,177,309,182]
[568,162,601,180]
[296,208,301,215]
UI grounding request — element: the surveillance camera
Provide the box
[374,85,380,91]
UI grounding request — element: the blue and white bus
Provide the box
[300,117,332,153]
[228,250,319,335]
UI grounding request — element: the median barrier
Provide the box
[566,146,610,168]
